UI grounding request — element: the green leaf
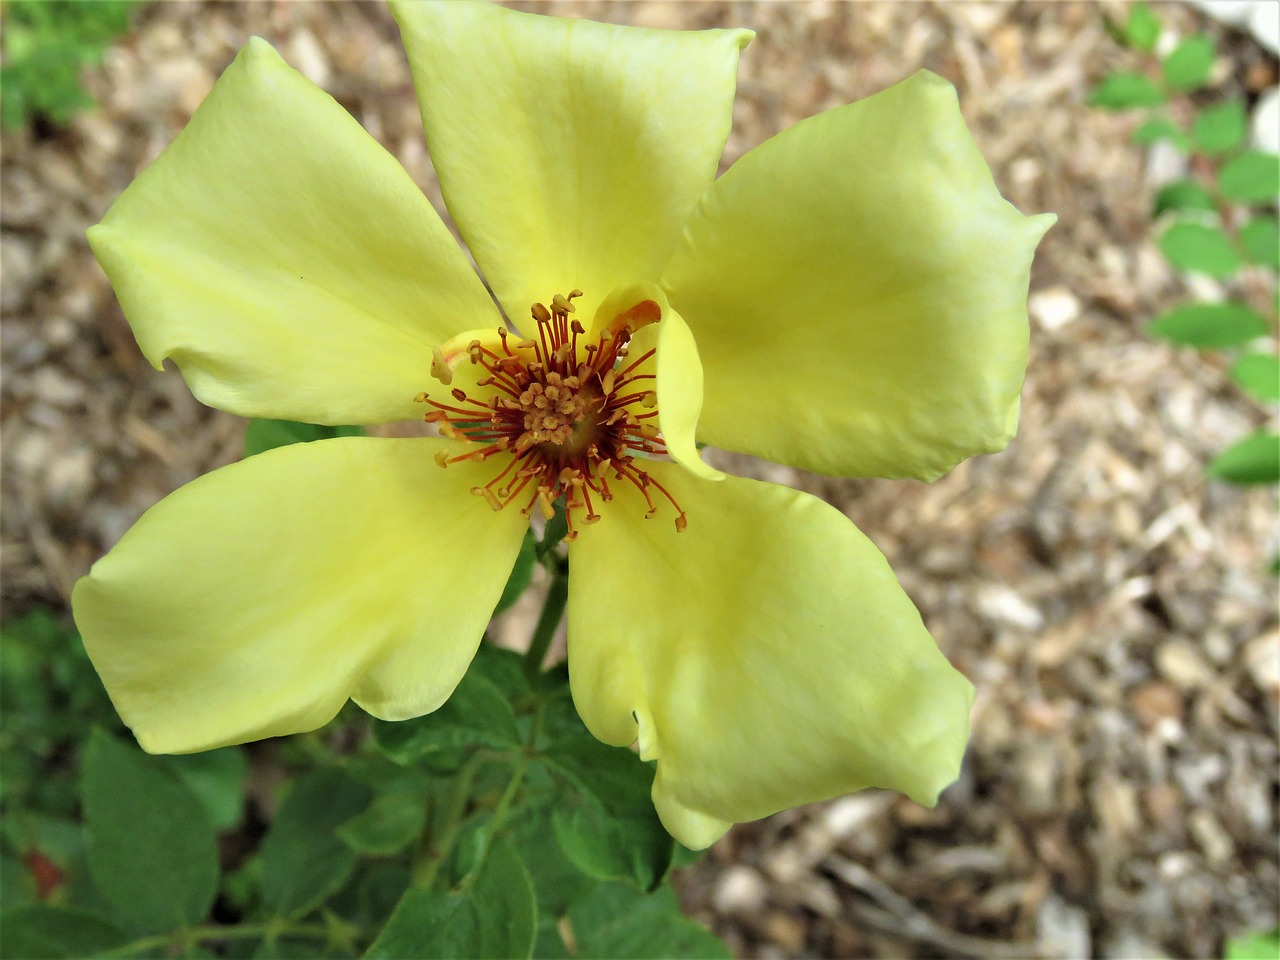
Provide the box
[1192,100,1247,155]
[1219,151,1280,204]
[541,738,674,892]
[243,419,363,457]
[537,497,569,560]
[1240,215,1279,269]
[1133,117,1188,149]
[364,839,537,960]
[0,905,130,959]
[337,793,425,856]
[372,669,519,764]
[1208,432,1280,484]
[1162,35,1214,92]
[1153,180,1215,217]
[1158,222,1240,276]
[1147,302,1268,348]
[495,529,537,615]
[1231,354,1280,402]
[506,799,597,919]
[261,768,372,918]
[81,730,219,933]
[157,747,247,832]
[1124,4,1161,52]
[1226,929,1280,960]
[567,883,731,960]
[1087,72,1164,109]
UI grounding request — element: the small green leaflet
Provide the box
[244,419,363,457]
[1088,72,1163,110]
[1239,215,1279,269]
[1123,4,1161,53]
[1208,433,1280,485]
[1192,100,1246,155]
[1162,35,1214,92]
[1158,222,1240,277]
[1231,354,1280,403]
[1147,302,1268,349]
[1152,180,1214,217]
[1219,152,1280,204]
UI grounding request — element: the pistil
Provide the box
[416,291,687,538]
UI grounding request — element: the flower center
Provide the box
[416,291,687,539]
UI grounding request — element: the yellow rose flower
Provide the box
[73,0,1053,849]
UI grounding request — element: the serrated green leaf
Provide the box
[1240,215,1279,269]
[1219,151,1280,203]
[1226,929,1280,960]
[157,747,247,832]
[364,839,536,960]
[1088,72,1164,110]
[372,669,519,764]
[1192,100,1247,155]
[1133,117,1187,149]
[1208,432,1280,484]
[1231,354,1280,402]
[1147,302,1268,348]
[261,768,372,918]
[506,799,597,919]
[243,419,363,457]
[337,793,425,856]
[1159,222,1240,276]
[567,883,731,960]
[81,731,219,933]
[541,738,673,892]
[1162,35,1214,92]
[0,905,130,959]
[1153,180,1215,217]
[1124,4,1161,52]
[495,529,537,615]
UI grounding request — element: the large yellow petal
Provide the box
[662,70,1055,481]
[391,0,751,323]
[72,438,528,754]
[566,463,973,848]
[90,38,498,427]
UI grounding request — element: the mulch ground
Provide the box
[2,2,1276,957]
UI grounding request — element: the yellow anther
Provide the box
[674,514,688,532]
[640,391,657,409]
[430,346,454,385]
[434,449,450,469]
[552,293,576,315]
[531,302,552,324]
[414,392,429,403]
[467,340,484,363]
[471,486,503,511]
[537,489,556,521]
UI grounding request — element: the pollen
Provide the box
[415,290,687,538]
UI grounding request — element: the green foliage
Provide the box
[1208,432,1280,485]
[1218,151,1280,204]
[365,840,537,959]
[1147,302,1268,349]
[1226,928,1280,960]
[1192,100,1247,155]
[243,419,364,457]
[1231,353,1280,402]
[1159,222,1240,277]
[1092,13,1279,509]
[1153,179,1215,216]
[1133,117,1188,149]
[1088,72,1164,110]
[495,529,537,614]
[0,905,130,958]
[1162,35,1215,92]
[261,768,373,918]
[0,0,141,131]
[1239,216,1279,269]
[1122,3,1161,53]
[81,729,220,933]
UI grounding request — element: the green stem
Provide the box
[101,922,331,957]
[523,562,568,683]
[460,703,543,891]
[413,751,487,890]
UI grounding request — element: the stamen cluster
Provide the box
[416,291,687,538]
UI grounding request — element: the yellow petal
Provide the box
[90,38,498,427]
[72,437,528,753]
[592,283,722,482]
[391,0,751,322]
[663,70,1055,481]
[567,464,973,848]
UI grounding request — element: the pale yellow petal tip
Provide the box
[654,782,732,850]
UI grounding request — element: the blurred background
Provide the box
[1,1,1276,957]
